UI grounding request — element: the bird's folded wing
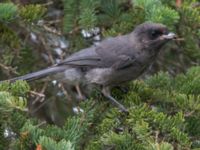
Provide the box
[57,35,137,69]
[56,47,102,67]
[111,55,136,70]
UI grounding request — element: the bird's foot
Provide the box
[102,86,129,114]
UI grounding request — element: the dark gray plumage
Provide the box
[3,22,176,112]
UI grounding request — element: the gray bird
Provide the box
[3,22,176,112]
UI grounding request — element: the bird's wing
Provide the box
[95,35,137,69]
[57,47,102,67]
[111,55,136,70]
[57,34,137,69]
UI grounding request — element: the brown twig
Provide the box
[184,110,195,117]
[0,63,19,75]
[41,1,54,7]
[173,38,185,41]
[42,25,62,35]
[31,81,48,105]
[30,90,45,104]
[46,19,62,25]
[40,37,55,64]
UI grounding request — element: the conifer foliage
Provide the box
[0,0,199,149]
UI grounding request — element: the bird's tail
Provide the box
[2,66,67,83]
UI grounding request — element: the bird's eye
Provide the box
[150,30,162,39]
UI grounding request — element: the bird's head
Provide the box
[132,22,176,50]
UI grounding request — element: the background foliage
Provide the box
[0,0,199,149]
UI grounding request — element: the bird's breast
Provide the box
[85,63,145,86]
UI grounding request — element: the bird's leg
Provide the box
[75,84,86,100]
[102,86,128,113]
[59,83,73,102]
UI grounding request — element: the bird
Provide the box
[2,22,176,113]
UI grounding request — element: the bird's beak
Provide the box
[161,32,176,40]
